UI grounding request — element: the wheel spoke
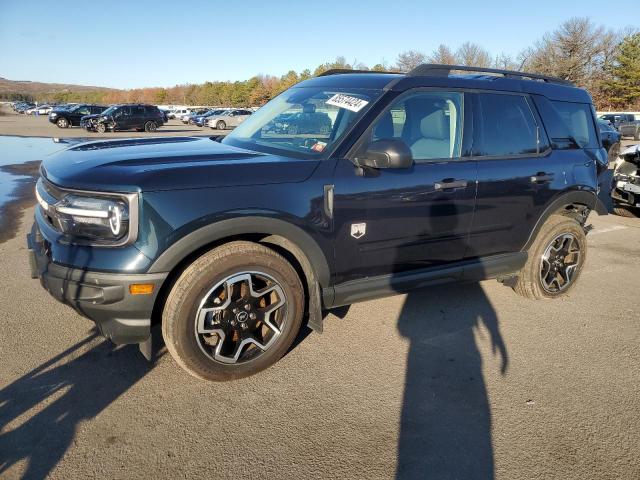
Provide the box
[194,271,287,364]
[539,232,582,293]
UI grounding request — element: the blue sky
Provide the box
[0,0,633,89]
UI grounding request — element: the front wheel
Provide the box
[95,123,107,134]
[513,214,586,300]
[56,118,69,128]
[162,241,304,381]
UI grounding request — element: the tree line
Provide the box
[4,18,639,110]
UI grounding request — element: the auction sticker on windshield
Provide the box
[326,94,369,112]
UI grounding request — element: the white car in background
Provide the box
[25,105,40,115]
[207,109,253,130]
[167,108,190,119]
[37,105,53,115]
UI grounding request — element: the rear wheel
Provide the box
[216,120,226,130]
[162,241,304,381]
[56,118,69,128]
[513,214,586,300]
[613,205,640,218]
[144,121,157,132]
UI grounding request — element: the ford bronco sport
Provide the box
[28,65,608,381]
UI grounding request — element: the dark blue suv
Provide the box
[28,65,608,381]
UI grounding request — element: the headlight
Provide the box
[50,112,57,117]
[37,179,138,246]
[55,194,130,242]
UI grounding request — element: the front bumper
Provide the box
[27,222,167,344]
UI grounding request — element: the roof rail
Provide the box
[317,68,399,77]
[407,64,573,86]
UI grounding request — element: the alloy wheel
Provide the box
[195,271,287,364]
[539,233,581,293]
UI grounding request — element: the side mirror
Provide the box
[357,139,413,169]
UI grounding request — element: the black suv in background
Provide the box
[81,104,165,133]
[48,104,107,128]
[28,65,608,381]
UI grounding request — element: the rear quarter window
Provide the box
[534,97,598,149]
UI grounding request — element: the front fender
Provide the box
[146,215,331,287]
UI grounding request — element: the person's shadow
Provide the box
[392,199,509,479]
[395,284,508,479]
[0,328,162,479]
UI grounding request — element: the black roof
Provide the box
[299,66,591,103]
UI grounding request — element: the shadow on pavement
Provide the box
[395,282,508,479]
[0,330,159,479]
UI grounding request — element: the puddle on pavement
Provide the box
[0,136,89,243]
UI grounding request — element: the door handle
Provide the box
[434,179,468,191]
[530,172,554,184]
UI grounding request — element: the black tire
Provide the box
[216,120,226,130]
[144,121,157,132]
[56,117,69,128]
[95,123,106,134]
[162,241,304,381]
[513,214,586,300]
[613,206,640,218]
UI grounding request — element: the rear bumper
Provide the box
[27,223,167,344]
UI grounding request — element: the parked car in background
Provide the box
[618,114,640,140]
[16,103,35,113]
[25,105,41,115]
[611,144,640,217]
[182,109,208,124]
[599,113,625,130]
[167,108,190,119]
[207,109,253,130]
[82,104,165,133]
[598,120,621,161]
[191,109,228,127]
[49,104,107,128]
[37,105,54,115]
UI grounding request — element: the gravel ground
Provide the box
[0,114,639,479]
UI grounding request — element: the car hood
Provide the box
[81,114,100,121]
[41,136,319,192]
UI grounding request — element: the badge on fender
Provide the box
[351,223,366,239]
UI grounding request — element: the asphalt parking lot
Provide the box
[0,112,639,479]
[0,106,225,138]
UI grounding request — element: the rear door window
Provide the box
[473,93,539,157]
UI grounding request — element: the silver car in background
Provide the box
[207,109,253,130]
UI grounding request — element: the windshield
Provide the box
[222,86,382,157]
[101,106,119,115]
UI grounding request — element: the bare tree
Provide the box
[493,52,518,70]
[396,50,427,72]
[455,42,492,67]
[427,44,457,65]
[520,17,620,87]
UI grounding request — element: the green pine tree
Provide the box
[604,33,640,108]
